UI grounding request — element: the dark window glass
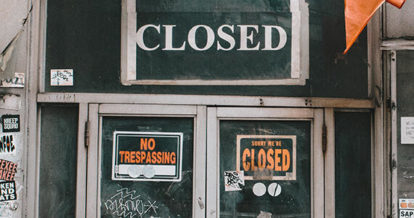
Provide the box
[39,104,78,218]
[100,117,193,217]
[335,112,371,218]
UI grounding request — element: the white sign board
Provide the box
[401,117,414,144]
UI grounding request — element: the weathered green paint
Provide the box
[45,0,368,98]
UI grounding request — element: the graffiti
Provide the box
[50,69,73,86]
[104,188,159,218]
[0,135,14,154]
[0,73,24,88]
[0,159,17,181]
[224,171,245,191]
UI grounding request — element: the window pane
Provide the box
[39,104,78,218]
[335,112,371,218]
[219,120,311,217]
[100,117,193,217]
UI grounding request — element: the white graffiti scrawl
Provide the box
[104,188,159,218]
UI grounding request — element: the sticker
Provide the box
[267,182,282,197]
[0,160,17,181]
[112,131,183,182]
[2,115,20,133]
[400,210,414,218]
[0,135,15,154]
[224,171,244,191]
[0,181,16,202]
[127,165,143,178]
[143,165,155,178]
[236,135,296,180]
[401,117,414,144]
[252,182,266,197]
[50,69,74,86]
[0,73,24,88]
[400,199,414,209]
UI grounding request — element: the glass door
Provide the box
[206,107,324,218]
[86,104,206,218]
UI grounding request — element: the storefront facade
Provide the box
[0,0,411,217]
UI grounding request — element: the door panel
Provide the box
[100,117,194,217]
[219,120,311,217]
[207,107,324,218]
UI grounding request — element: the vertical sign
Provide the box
[401,117,414,144]
[112,131,183,182]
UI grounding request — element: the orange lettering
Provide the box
[148,138,156,150]
[258,149,266,170]
[267,149,274,170]
[125,151,130,163]
[251,149,256,171]
[130,151,135,163]
[152,152,157,163]
[274,149,282,171]
[242,149,250,171]
[157,152,162,164]
[146,152,152,163]
[119,151,125,163]
[141,151,146,162]
[282,149,290,171]
[140,138,148,150]
[171,152,176,164]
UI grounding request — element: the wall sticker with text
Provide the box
[1,115,20,133]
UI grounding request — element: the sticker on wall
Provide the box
[50,69,73,86]
[0,160,17,181]
[0,73,24,88]
[252,182,266,197]
[400,199,414,209]
[112,131,183,182]
[1,115,20,133]
[0,135,15,154]
[0,181,16,202]
[400,210,414,218]
[400,199,414,218]
[236,135,296,180]
[224,171,244,191]
[401,117,414,144]
[267,182,282,197]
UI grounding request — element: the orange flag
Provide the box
[344,0,406,54]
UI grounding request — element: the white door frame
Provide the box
[86,103,207,218]
[206,107,325,218]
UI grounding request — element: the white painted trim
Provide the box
[313,109,324,218]
[194,106,207,218]
[26,0,45,217]
[370,10,387,218]
[216,107,314,118]
[390,50,398,218]
[76,103,88,218]
[90,104,204,217]
[381,39,414,50]
[324,108,335,217]
[206,107,218,218]
[99,104,197,115]
[37,93,375,109]
[86,104,99,217]
[120,0,309,86]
